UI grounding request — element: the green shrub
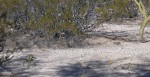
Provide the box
[95,0,136,23]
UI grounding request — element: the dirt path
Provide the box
[8,22,150,77]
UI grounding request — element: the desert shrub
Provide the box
[24,0,96,34]
[142,0,150,14]
[15,1,95,32]
[0,0,13,66]
[95,0,139,23]
[1,0,150,48]
[0,27,15,76]
[0,0,98,48]
[0,1,20,76]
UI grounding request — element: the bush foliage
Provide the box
[1,0,145,36]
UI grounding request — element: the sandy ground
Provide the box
[3,20,150,77]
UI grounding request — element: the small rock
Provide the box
[0,70,12,76]
[113,42,121,45]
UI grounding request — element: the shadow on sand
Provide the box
[87,30,150,42]
[57,58,150,77]
[1,55,150,77]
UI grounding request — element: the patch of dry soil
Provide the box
[5,21,150,77]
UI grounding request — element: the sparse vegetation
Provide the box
[22,54,36,68]
[95,0,137,23]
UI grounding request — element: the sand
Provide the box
[4,20,150,77]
